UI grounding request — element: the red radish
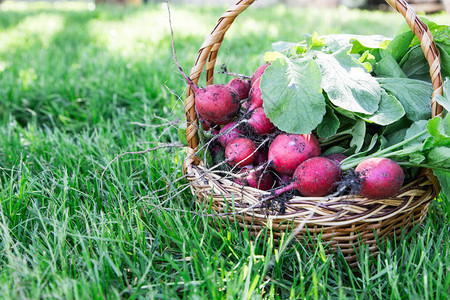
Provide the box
[228,77,251,100]
[195,85,241,125]
[170,19,240,125]
[277,173,292,186]
[248,78,263,111]
[218,121,243,147]
[225,137,258,167]
[293,157,341,196]
[246,107,276,135]
[355,157,404,199]
[268,133,321,175]
[235,165,275,191]
[254,148,269,166]
[326,153,348,165]
[198,114,212,131]
[266,157,340,198]
[251,63,270,86]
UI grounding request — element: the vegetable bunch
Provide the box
[179,18,450,202]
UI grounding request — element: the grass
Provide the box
[0,1,449,299]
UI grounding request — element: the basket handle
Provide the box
[183,0,444,172]
[385,0,443,117]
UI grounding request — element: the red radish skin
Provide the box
[268,133,321,176]
[251,63,270,86]
[247,107,276,135]
[277,173,292,186]
[254,148,269,166]
[355,157,404,199]
[228,78,251,100]
[225,137,258,167]
[293,157,341,197]
[195,85,241,125]
[248,78,263,111]
[170,19,240,125]
[198,114,212,131]
[268,157,340,198]
[326,153,348,165]
[235,165,275,191]
[219,121,243,147]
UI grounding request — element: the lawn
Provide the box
[0,1,449,299]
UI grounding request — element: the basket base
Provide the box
[210,200,431,267]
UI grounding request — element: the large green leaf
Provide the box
[260,56,326,134]
[377,77,433,121]
[316,47,382,114]
[356,91,405,125]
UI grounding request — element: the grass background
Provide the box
[0,1,449,299]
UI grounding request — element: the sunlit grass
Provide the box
[0,0,96,12]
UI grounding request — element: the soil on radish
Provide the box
[333,169,364,197]
[263,190,297,215]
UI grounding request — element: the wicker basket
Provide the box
[182,0,444,265]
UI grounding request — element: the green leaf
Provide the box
[382,29,414,62]
[435,78,450,112]
[316,47,382,114]
[399,45,430,81]
[356,91,405,125]
[444,113,450,135]
[334,106,357,120]
[437,44,450,78]
[428,147,450,168]
[409,153,426,164]
[350,119,366,153]
[350,35,390,54]
[305,32,326,50]
[317,105,340,138]
[435,95,450,113]
[377,77,433,121]
[177,121,188,146]
[261,56,326,134]
[322,146,347,156]
[358,50,376,73]
[322,34,390,54]
[374,55,407,78]
[384,128,409,147]
[432,170,450,200]
[272,41,297,52]
[264,51,284,62]
[382,117,412,136]
[428,116,450,147]
[404,120,429,147]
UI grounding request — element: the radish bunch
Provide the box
[189,63,405,199]
[170,20,437,202]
